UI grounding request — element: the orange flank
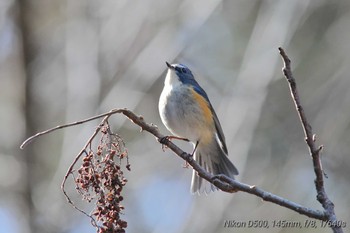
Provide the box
[190,88,213,125]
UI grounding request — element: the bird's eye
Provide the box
[181,68,187,73]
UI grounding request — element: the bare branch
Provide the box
[20,109,126,149]
[279,47,343,233]
[21,108,328,220]
[116,109,327,220]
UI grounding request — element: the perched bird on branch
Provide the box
[159,62,238,194]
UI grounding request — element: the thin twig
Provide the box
[61,115,112,229]
[20,109,126,149]
[279,47,342,233]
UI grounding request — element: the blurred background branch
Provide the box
[1,0,350,233]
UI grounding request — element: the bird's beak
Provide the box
[166,61,173,69]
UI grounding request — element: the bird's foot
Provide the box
[182,161,190,168]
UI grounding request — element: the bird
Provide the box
[158,62,239,194]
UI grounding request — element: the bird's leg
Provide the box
[159,135,190,151]
[167,135,190,142]
[159,135,189,143]
[183,141,199,168]
[191,141,199,156]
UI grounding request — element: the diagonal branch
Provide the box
[20,108,327,220]
[121,109,327,220]
[279,47,342,233]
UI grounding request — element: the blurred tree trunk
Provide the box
[17,1,38,232]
